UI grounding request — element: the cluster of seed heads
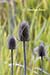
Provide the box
[8,21,46,58]
[7,20,46,75]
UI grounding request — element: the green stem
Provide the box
[11,50,13,75]
[23,41,26,75]
[40,57,43,75]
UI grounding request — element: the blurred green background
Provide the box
[0,0,50,75]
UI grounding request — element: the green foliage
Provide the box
[0,0,50,75]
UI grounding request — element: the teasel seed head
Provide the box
[19,21,29,41]
[38,42,45,57]
[8,36,16,50]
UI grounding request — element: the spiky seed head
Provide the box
[8,36,16,50]
[19,21,29,41]
[38,42,45,57]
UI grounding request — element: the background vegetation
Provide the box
[0,0,50,75]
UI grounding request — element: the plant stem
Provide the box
[23,41,26,75]
[11,50,13,75]
[41,57,43,75]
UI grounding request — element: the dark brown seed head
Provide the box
[19,21,29,41]
[38,42,45,57]
[8,36,16,50]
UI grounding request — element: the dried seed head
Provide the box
[19,21,29,41]
[38,42,45,57]
[8,36,16,50]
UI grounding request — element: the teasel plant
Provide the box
[8,35,16,75]
[34,42,46,75]
[38,42,45,75]
[7,1,16,75]
[19,21,29,75]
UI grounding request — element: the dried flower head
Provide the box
[19,21,29,41]
[8,36,16,50]
[38,42,45,57]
